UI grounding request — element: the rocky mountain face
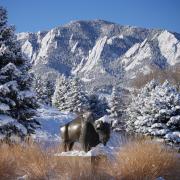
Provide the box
[17,20,180,93]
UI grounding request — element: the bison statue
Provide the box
[60,112,111,152]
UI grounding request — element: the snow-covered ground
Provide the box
[33,105,76,142]
[55,132,124,160]
[55,144,115,159]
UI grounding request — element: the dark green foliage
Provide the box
[0,7,39,140]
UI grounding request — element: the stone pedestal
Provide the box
[56,154,107,173]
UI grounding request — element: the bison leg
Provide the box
[81,143,86,152]
[63,142,68,152]
[68,142,74,151]
[85,144,91,152]
[81,143,90,152]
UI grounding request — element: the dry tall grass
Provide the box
[0,142,109,180]
[0,143,52,180]
[0,144,19,180]
[111,140,180,180]
[0,139,179,180]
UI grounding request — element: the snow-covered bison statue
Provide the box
[60,112,111,152]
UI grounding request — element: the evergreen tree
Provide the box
[33,75,54,105]
[88,94,108,119]
[65,77,90,112]
[126,80,180,144]
[33,75,45,103]
[52,76,89,113]
[107,86,125,131]
[45,79,54,105]
[0,7,39,140]
[52,75,70,110]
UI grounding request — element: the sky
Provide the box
[1,0,180,33]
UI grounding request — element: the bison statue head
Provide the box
[94,120,111,146]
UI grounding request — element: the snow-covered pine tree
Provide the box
[33,75,54,105]
[33,75,45,103]
[65,77,90,112]
[88,94,108,119]
[126,80,180,144]
[107,86,125,131]
[52,76,89,112]
[0,7,39,140]
[52,75,70,110]
[45,79,54,105]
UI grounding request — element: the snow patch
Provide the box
[71,42,78,53]
[0,103,10,111]
[124,43,140,58]
[33,106,75,142]
[21,40,33,60]
[81,77,92,82]
[56,144,115,158]
[0,115,15,126]
[158,30,180,65]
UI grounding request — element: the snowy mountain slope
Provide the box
[158,31,180,65]
[17,20,180,91]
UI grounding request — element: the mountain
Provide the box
[17,20,180,93]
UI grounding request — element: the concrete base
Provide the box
[56,154,107,173]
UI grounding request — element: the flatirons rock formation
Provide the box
[17,20,180,93]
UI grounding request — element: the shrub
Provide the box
[0,140,179,180]
[112,140,180,180]
[126,80,180,144]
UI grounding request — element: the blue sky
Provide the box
[1,0,180,33]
